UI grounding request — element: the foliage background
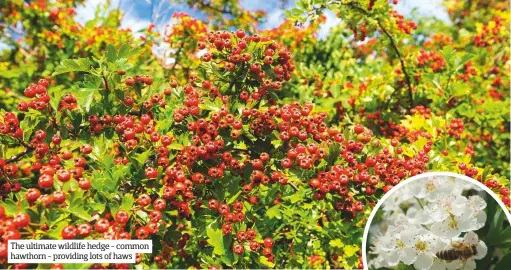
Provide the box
[0,0,509,269]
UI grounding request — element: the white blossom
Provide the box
[367,175,488,270]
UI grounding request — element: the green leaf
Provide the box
[117,43,143,59]
[495,253,511,270]
[343,244,359,257]
[48,221,68,239]
[259,255,275,268]
[226,191,242,205]
[52,58,91,76]
[206,227,226,255]
[329,239,345,248]
[77,74,102,112]
[92,177,114,193]
[106,44,118,62]
[327,143,341,166]
[481,165,492,181]
[65,190,91,221]
[120,194,134,212]
[132,150,152,169]
[0,199,19,216]
[266,205,281,219]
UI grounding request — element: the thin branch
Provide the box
[288,182,299,192]
[377,21,414,104]
[102,73,110,91]
[346,2,414,105]
[171,44,183,70]
[5,140,34,164]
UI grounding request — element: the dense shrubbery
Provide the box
[0,0,509,269]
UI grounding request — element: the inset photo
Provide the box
[363,172,511,270]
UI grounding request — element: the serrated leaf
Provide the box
[48,221,68,239]
[343,245,359,257]
[266,205,281,219]
[77,74,102,112]
[327,143,341,166]
[121,194,134,211]
[206,227,226,255]
[52,58,91,76]
[329,239,344,248]
[0,199,19,216]
[106,44,118,62]
[259,256,275,268]
[117,43,143,59]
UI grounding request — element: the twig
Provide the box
[102,73,110,91]
[5,146,34,164]
[377,21,414,104]
[171,44,183,70]
[47,106,59,131]
[288,182,299,192]
[346,2,414,105]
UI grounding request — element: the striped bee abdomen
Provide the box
[436,249,462,261]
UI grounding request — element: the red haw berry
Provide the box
[13,213,30,228]
[125,77,135,86]
[115,210,130,224]
[263,237,274,248]
[136,226,150,239]
[61,225,77,239]
[53,191,66,204]
[232,244,244,255]
[354,124,364,134]
[80,144,93,154]
[222,223,232,235]
[26,188,41,202]
[94,218,110,233]
[77,223,92,237]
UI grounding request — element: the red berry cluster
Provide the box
[390,9,417,34]
[457,61,477,81]
[473,16,506,47]
[409,105,432,119]
[446,118,464,138]
[18,79,50,112]
[416,49,446,72]
[0,112,22,138]
[199,30,294,99]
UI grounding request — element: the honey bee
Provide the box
[436,240,478,269]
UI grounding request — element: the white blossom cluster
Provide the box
[368,175,488,270]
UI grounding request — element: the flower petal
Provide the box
[475,240,488,259]
[464,258,477,270]
[413,252,434,270]
[387,249,401,266]
[463,231,479,244]
[400,247,418,265]
[400,228,417,247]
[430,259,448,270]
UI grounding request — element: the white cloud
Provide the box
[261,9,284,30]
[396,0,450,22]
[75,0,151,33]
[318,9,342,39]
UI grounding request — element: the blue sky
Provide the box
[74,0,449,35]
[0,0,449,50]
